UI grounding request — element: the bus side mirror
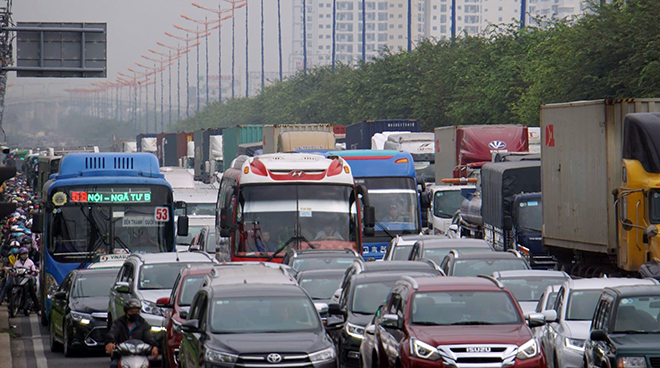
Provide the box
[32,210,44,233]
[364,206,375,236]
[220,208,232,230]
[177,216,189,237]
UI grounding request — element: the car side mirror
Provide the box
[315,303,329,316]
[448,224,459,233]
[53,291,67,300]
[364,324,376,335]
[32,210,44,233]
[381,314,400,329]
[114,281,130,294]
[177,216,189,237]
[590,330,607,342]
[179,310,189,320]
[181,319,199,333]
[327,303,344,316]
[363,206,375,236]
[541,309,557,323]
[156,297,172,308]
[526,312,546,328]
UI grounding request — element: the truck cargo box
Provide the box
[540,99,660,255]
[481,161,541,229]
[222,125,263,168]
[136,134,157,153]
[346,119,420,150]
[262,124,333,153]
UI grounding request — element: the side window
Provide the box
[601,298,611,331]
[188,293,202,320]
[340,280,351,309]
[535,292,546,313]
[554,287,565,316]
[60,274,72,292]
[197,295,209,328]
[440,256,450,274]
[121,264,134,284]
[592,299,605,330]
[119,265,130,283]
[170,274,182,302]
[389,294,402,315]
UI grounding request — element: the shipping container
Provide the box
[194,128,225,181]
[136,133,157,153]
[262,124,333,153]
[222,125,263,168]
[346,119,421,150]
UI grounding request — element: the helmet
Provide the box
[124,298,142,313]
[18,247,29,255]
[9,240,20,248]
[20,237,31,245]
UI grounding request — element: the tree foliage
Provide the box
[176,0,660,132]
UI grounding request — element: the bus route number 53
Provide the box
[155,207,170,222]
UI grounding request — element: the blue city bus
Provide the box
[33,153,178,325]
[326,150,421,260]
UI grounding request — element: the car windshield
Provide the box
[500,277,568,302]
[566,290,603,320]
[517,199,542,231]
[352,281,396,314]
[452,259,529,276]
[411,291,522,325]
[291,257,356,272]
[71,273,119,298]
[210,296,321,333]
[299,275,343,300]
[613,296,660,333]
[433,190,465,219]
[178,276,206,306]
[392,245,414,260]
[177,226,204,246]
[422,247,488,263]
[361,178,420,234]
[139,263,199,290]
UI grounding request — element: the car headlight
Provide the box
[617,357,647,368]
[345,322,365,340]
[70,311,91,325]
[45,273,59,300]
[564,337,585,352]
[309,347,336,363]
[516,338,539,360]
[205,349,238,364]
[410,338,441,361]
[141,300,165,317]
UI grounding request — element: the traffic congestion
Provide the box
[1,109,660,368]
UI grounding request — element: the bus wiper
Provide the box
[266,235,312,262]
[113,236,132,253]
[375,221,396,239]
[77,207,111,269]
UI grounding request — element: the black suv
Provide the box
[328,271,439,368]
[282,249,361,277]
[407,238,493,263]
[585,285,660,368]
[439,250,530,276]
[178,265,336,368]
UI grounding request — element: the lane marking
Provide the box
[29,315,48,368]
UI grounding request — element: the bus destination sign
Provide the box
[69,191,152,203]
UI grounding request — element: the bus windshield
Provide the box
[48,185,174,261]
[234,184,358,257]
[361,177,419,234]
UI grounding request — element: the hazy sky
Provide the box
[7,0,296,99]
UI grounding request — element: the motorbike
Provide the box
[115,339,153,368]
[8,267,36,318]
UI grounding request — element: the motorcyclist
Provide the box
[0,240,21,305]
[12,247,41,314]
[105,298,159,368]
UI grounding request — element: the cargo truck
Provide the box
[541,99,660,278]
[262,124,335,153]
[382,132,436,184]
[136,133,157,154]
[480,161,553,268]
[193,128,224,183]
[222,125,263,169]
[434,125,529,180]
[156,132,193,167]
[346,119,420,150]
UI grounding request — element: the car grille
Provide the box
[437,344,518,368]
[649,357,660,368]
[84,327,107,347]
[236,353,313,368]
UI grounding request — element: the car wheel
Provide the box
[63,324,74,357]
[49,320,63,353]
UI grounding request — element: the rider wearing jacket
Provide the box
[0,240,21,305]
[12,247,41,314]
[105,299,159,368]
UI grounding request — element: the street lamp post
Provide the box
[150,48,176,127]
[173,25,214,113]
[166,32,205,118]
[181,15,221,107]
[158,42,197,123]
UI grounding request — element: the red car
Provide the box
[156,264,214,368]
[365,275,546,368]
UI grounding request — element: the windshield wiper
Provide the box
[449,321,494,325]
[375,221,396,239]
[77,207,111,269]
[266,235,312,262]
[614,330,657,334]
[113,236,132,253]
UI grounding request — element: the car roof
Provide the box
[450,251,522,260]
[418,238,491,249]
[603,284,660,297]
[288,249,360,259]
[180,264,215,276]
[353,271,439,284]
[493,270,570,279]
[362,260,437,273]
[565,277,659,290]
[209,283,306,299]
[207,264,298,286]
[296,269,347,278]
[73,268,120,277]
[408,276,505,292]
[127,252,215,264]
[87,260,125,269]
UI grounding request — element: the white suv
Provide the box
[107,252,216,342]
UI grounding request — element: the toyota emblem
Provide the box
[488,140,507,150]
[267,353,283,364]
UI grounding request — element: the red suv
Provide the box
[365,275,546,368]
[156,264,214,368]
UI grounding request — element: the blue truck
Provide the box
[327,150,421,260]
[32,153,186,325]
